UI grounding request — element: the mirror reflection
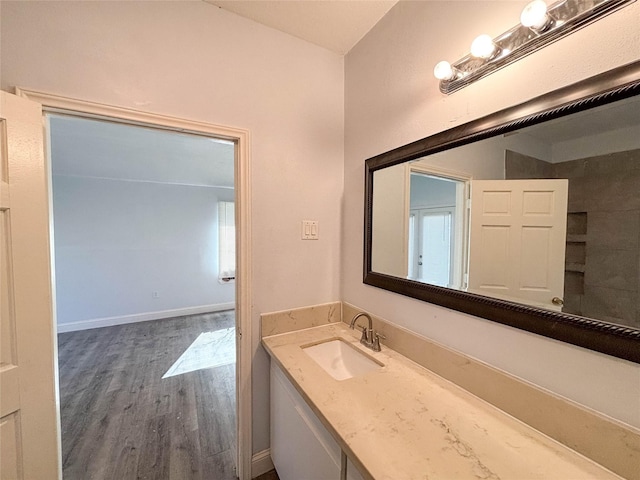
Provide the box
[372,95,640,328]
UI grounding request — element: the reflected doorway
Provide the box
[407,169,470,290]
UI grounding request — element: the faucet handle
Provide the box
[372,332,386,352]
[359,325,370,343]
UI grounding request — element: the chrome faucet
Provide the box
[349,312,385,352]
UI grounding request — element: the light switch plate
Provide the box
[302,220,319,240]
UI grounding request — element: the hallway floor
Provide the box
[58,311,238,479]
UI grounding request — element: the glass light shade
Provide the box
[470,34,496,59]
[521,0,549,30]
[433,61,455,81]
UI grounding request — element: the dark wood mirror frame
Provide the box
[364,61,640,364]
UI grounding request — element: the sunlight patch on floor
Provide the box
[163,327,235,378]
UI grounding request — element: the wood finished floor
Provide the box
[58,312,239,480]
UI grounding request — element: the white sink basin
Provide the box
[302,338,383,381]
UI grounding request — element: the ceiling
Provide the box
[519,95,640,144]
[49,115,235,189]
[203,0,399,54]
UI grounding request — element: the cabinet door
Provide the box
[270,364,341,480]
[346,457,366,480]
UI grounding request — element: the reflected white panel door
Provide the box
[419,210,452,287]
[468,179,568,310]
[0,92,59,479]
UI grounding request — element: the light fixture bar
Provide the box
[437,0,635,94]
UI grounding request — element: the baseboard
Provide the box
[251,449,274,478]
[56,303,235,333]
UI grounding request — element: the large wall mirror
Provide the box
[364,61,640,363]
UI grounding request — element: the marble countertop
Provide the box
[262,322,621,480]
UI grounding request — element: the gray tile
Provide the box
[552,158,586,179]
[585,172,640,212]
[587,210,640,250]
[567,212,587,235]
[566,177,588,213]
[562,293,582,316]
[564,271,584,295]
[583,149,640,177]
[565,242,586,265]
[584,247,638,292]
[582,285,636,325]
[505,150,553,179]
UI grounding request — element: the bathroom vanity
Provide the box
[261,307,632,480]
[270,362,364,480]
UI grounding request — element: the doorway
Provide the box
[2,89,253,478]
[407,168,470,290]
[48,112,240,478]
[408,207,455,286]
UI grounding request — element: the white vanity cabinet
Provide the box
[270,363,365,480]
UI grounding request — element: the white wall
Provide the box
[52,174,234,328]
[344,1,640,428]
[0,0,344,455]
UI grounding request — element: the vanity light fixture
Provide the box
[434,0,635,94]
[433,61,458,81]
[520,0,553,32]
[470,34,499,59]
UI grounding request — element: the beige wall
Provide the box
[0,0,344,454]
[344,1,640,428]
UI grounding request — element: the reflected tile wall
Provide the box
[507,148,640,328]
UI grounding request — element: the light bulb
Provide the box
[470,34,496,59]
[521,0,550,31]
[433,61,456,81]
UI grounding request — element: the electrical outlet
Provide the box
[152,291,160,299]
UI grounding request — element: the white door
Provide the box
[0,92,60,479]
[410,208,454,287]
[468,179,568,310]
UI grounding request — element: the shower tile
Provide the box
[584,150,640,177]
[562,293,582,316]
[588,210,639,250]
[505,150,552,179]
[566,212,587,235]
[564,272,584,295]
[584,247,638,292]
[582,285,636,324]
[553,159,585,179]
[566,177,587,213]
[585,172,640,212]
[565,242,586,265]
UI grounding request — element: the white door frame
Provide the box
[16,88,253,479]
[407,164,472,290]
